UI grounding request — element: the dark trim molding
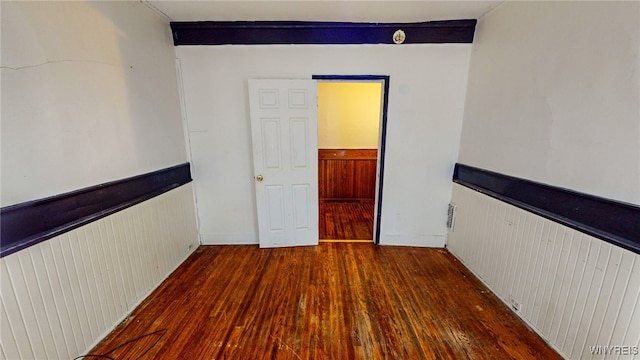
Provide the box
[1,163,192,258]
[314,75,389,245]
[170,20,477,46]
[318,149,378,160]
[453,164,640,254]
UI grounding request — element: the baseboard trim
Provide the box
[379,234,446,247]
[199,233,259,245]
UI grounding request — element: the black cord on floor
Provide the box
[73,356,113,360]
[74,328,167,360]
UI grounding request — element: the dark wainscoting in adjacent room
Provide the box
[319,149,377,201]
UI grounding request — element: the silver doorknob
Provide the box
[256,175,264,182]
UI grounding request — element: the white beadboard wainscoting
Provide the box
[448,183,640,360]
[0,184,199,360]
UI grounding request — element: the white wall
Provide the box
[448,184,640,360]
[458,1,640,205]
[178,45,471,246]
[0,2,199,359]
[1,1,187,206]
[0,184,199,360]
[452,3,640,358]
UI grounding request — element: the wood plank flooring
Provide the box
[89,244,560,359]
[320,200,374,240]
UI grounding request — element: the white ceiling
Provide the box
[144,1,503,23]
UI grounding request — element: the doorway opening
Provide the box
[313,75,389,245]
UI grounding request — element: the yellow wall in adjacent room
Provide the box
[318,82,382,149]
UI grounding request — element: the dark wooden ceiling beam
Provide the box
[170,20,477,45]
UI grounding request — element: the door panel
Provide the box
[265,185,285,231]
[290,119,309,168]
[249,79,318,248]
[292,184,310,229]
[261,119,281,169]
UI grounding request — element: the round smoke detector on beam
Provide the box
[393,29,406,44]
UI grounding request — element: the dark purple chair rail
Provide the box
[1,163,192,258]
[453,163,640,254]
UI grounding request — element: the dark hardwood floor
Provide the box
[89,243,560,359]
[320,200,374,240]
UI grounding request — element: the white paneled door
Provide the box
[248,79,319,248]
